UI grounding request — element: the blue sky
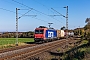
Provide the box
[0,0,89,32]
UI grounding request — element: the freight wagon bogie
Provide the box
[34,38,44,42]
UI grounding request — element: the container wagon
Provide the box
[57,30,65,39]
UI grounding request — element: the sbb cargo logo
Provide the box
[48,31,54,38]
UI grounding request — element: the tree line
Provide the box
[0,31,34,38]
[73,18,90,44]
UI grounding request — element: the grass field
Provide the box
[0,38,34,46]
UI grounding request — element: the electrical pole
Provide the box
[16,8,18,46]
[16,8,20,46]
[63,6,68,39]
[50,6,69,49]
[66,6,68,39]
[51,6,68,39]
[15,8,36,46]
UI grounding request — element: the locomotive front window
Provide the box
[35,30,44,34]
[35,30,39,34]
[39,30,43,34]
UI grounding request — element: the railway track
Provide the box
[0,44,36,53]
[0,39,77,60]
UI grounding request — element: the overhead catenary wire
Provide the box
[33,17,61,27]
[33,0,54,14]
[0,7,29,15]
[0,7,60,27]
[11,0,52,22]
[51,8,66,17]
[0,8,15,13]
[18,8,33,19]
[0,0,63,28]
[12,0,33,9]
[33,0,64,24]
[12,0,64,25]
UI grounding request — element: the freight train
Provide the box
[34,26,65,43]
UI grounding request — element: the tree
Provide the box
[84,18,90,30]
[84,24,90,30]
[84,18,90,45]
[85,18,90,23]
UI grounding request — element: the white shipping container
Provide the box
[60,30,65,37]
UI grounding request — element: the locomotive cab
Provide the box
[34,27,47,42]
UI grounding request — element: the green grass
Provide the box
[81,40,88,45]
[0,38,34,45]
[77,40,88,46]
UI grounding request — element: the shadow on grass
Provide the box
[49,52,64,56]
[24,42,44,44]
[51,58,58,60]
[24,42,35,44]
